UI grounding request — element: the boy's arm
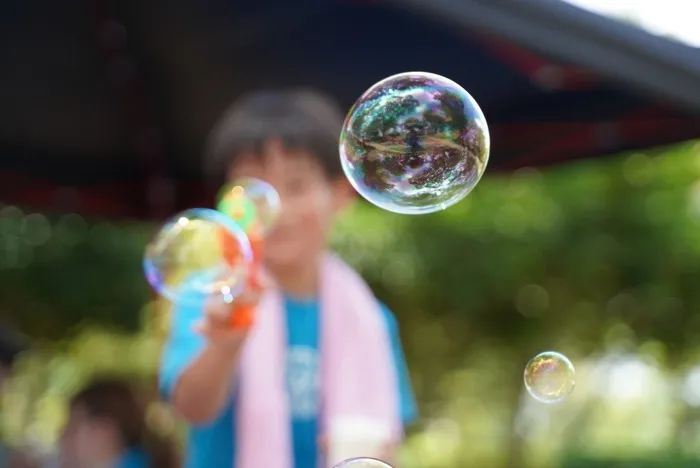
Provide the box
[159,299,244,425]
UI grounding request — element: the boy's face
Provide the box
[227,140,352,271]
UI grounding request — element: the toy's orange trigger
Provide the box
[219,226,266,331]
[230,303,255,329]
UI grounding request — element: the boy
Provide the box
[159,89,417,468]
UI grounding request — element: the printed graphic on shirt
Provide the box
[286,345,320,420]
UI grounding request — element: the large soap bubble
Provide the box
[339,71,489,215]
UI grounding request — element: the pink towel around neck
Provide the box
[235,253,401,468]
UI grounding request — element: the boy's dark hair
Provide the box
[205,89,346,184]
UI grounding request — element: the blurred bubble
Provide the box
[623,153,652,186]
[524,351,575,403]
[598,356,656,402]
[88,222,115,250]
[510,167,542,197]
[217,178,280,235]
[682,366,700,407]
[530,197,562,233]
[55,214,88,245]
[638,340,668,366]
[687,181,700,219]
[515,284,549,317]
[143,208,252,305]
[603,322,636,350]
[493,204,528,237]
[0,206,24,236]
[381,255,417,290]
[645,190,674,224]
[339,71,489,214]
[605,292,638,317]
[0,237,32,269]
[334,458,393,468]
[425,417,462,450]
[22,213,51,246]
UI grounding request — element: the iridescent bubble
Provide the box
[217,178,280,235]
[524,351,576,403]
[339,71,489,215]
[143,208,253,305]
[334,458,393,468]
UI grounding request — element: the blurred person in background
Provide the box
[159,89,417,467]
[58,378,178,468]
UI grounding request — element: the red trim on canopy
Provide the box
[473,34,600,90]
[497,115,700,169]
[0,172,211,219]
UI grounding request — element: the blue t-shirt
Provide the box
[160,295,417,468]
[117,448,149,468]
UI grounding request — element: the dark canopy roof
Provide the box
[1,0,699,218]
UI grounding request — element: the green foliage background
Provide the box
[2,141,700,467]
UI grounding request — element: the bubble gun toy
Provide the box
[217,187,265,330]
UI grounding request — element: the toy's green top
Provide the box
[217,191,258,234]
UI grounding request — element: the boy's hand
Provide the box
[193,282,263,354]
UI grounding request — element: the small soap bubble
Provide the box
[217,178,280,235]
[143,208,253,305]
[524,351,576,403]
[334,458,393,468]
[339,71,489,215]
